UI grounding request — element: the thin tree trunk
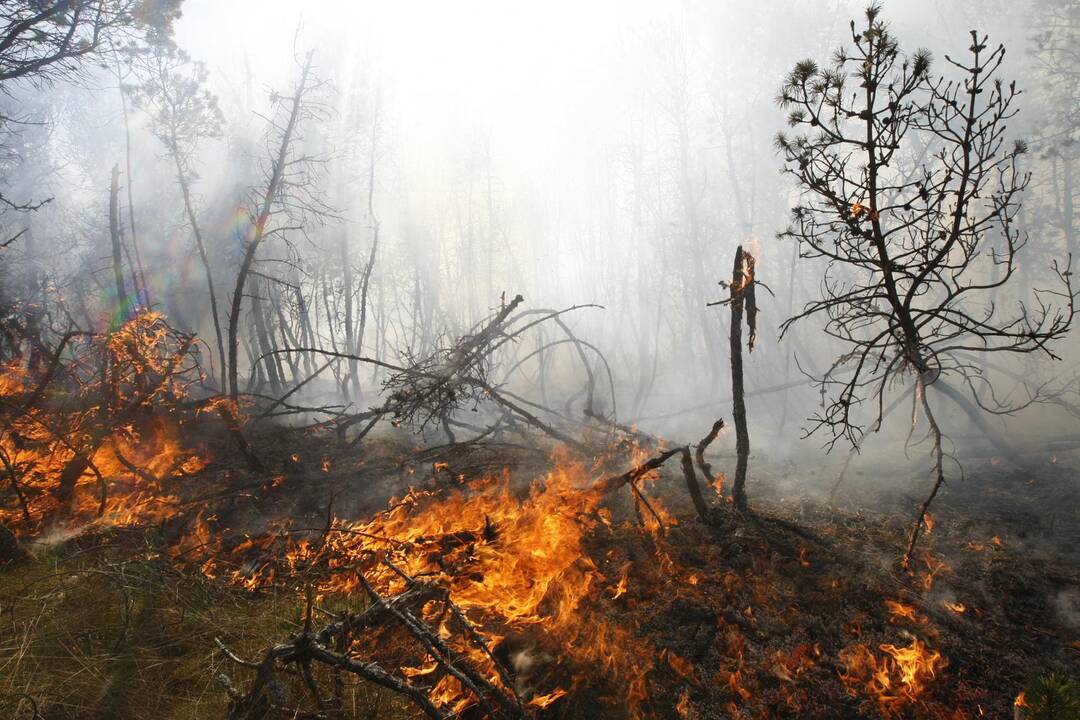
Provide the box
[250,281,283,396]
[115,52,147,305]
[295,283,315,378]
[270,281,301,380]
[342,227,356,400]
[172,145,227,391]
[355,97,381,403]
[728,245,756,511]
[108,164,127,329]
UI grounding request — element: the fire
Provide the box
[772,643,819,682]
[919,551,949,592]
[663,649,699,686]
[610,560,632,600]
[944,601,965,614]
[886,599,922,624]
[675,689,693,717]
[5,312,981,718]
[839,637,946,715]
[528,688,567,709]
[0,312,207,532]
[1014,689,1027,708]
[194,449,659,716]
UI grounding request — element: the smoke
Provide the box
[3,0,1076,477]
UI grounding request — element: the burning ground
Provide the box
[1,390,1077,719]
[3,4,1080,717]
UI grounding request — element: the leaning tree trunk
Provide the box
[227,52,312,403]
[221,54,312,472]
[728,245,757,511]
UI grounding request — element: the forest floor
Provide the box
[1,423,1077,720]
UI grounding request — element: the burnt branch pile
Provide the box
[259,295,610,453]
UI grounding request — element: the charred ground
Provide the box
[2,417,1077,719]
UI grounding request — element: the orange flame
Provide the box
[839,637,946,715]
[886,599,922,624]
[198,450,658,716]
[0,313,208,532]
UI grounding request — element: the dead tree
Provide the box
[729,246,756,510]
[708,245,757,510]
[775,6,1076,564]
[226,52,319,404]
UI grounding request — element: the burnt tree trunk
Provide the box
[729,245,756,511]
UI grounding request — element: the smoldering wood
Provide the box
[694,418,725,493]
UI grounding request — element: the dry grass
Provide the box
[0,531,405,720]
